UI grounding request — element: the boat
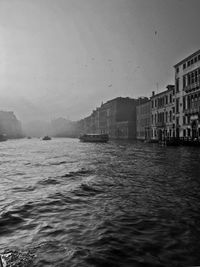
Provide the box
[0,134,7,142]
[42,136,51,140]
[79,133,109,143]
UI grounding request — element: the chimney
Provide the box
[152,91,155,96]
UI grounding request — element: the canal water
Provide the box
[0,138,200,266]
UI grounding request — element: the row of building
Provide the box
[78,49,200,142]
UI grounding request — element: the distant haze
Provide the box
[0,0,200,123]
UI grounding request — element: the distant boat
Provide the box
[79,133,109,143]
[0,134,7,142]
[42,136,51,141]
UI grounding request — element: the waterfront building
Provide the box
[150,85,175,142]
[136,98,151,140]
[174,49,200,139]
[79,97,144,139]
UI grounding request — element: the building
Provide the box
[150,85,175,142]
[136,98,151,140]
[174,49,200,139]
[0,111,23,138]
[79,97,144,139]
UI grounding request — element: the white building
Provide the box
[174,49,200,139]
[150,85,175,141]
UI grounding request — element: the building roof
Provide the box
[150,85,174,99]
[174,49,200,68]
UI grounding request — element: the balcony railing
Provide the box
[155,122,165,127]
[184,82,200,92]
[184,107,200,115]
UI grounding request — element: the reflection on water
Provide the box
[0,138,200,266]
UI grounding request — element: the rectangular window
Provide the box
[183,63,186,69]
[176,98,179,113]
[188,128,191,137]
[183,96,185,110]
[176,78,179,93]
[183,76,186,88]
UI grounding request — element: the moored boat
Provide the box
[79,133,109,143]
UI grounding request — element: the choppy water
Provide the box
[0,138,200,267]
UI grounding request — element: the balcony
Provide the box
[184,107,200,115]
[155,122,165,127]
[184,82,200,93]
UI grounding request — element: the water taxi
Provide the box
[79,134,109,143]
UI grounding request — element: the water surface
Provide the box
[0,138,200,266]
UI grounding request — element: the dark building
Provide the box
[79,97,146,139]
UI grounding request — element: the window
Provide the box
[152,100,154,109]
[170,94,172,103]
[183,76,186,88]
[176,117,179,126]
[176,67,179,73]
[183,63,186,69]
[183,129,186,137]
[194,57,197,63]
[183,116,186,125]
[183,96,186,110]
[166,95,168,105]
[169,110,172,122]
[198,55,200,61]
[165,112,168,123]
[176,78,179,92]
[176,98,179,113]
[188,73,191,85]
[191,59,194,64]
[188,128,191,137]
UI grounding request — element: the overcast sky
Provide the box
[0,0,200,122]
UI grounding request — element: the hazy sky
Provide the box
[0,0,200,122]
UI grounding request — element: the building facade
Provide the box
[174,49,200,139]
[136,98,151,140]
[79,97,142,139]
[150,85,175,142]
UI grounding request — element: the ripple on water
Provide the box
[0,139,200,267]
